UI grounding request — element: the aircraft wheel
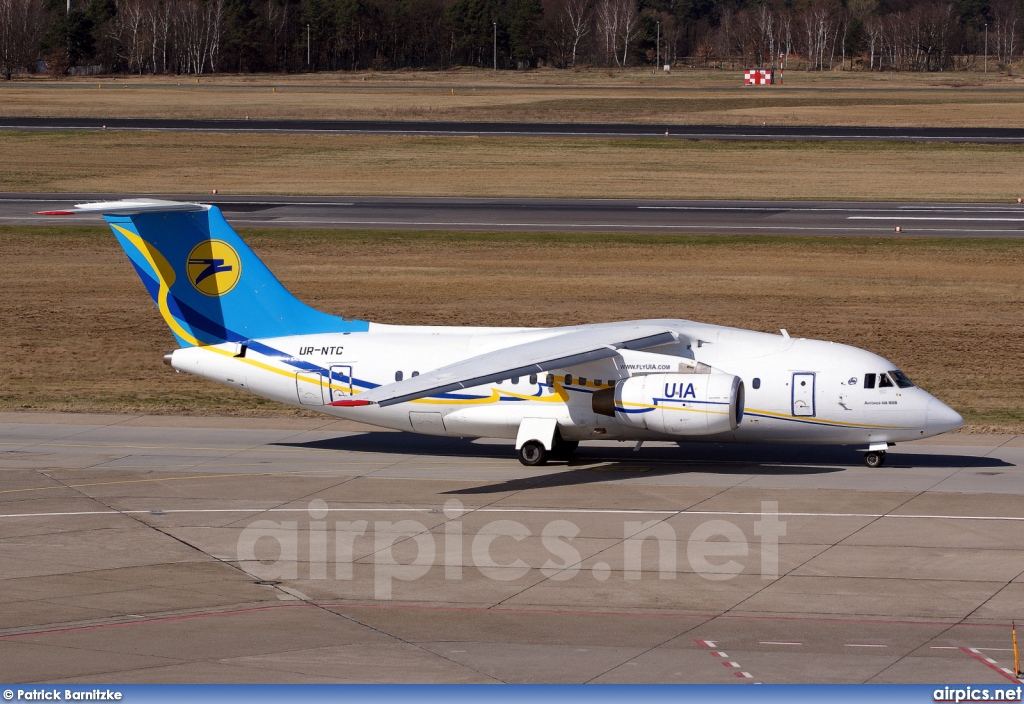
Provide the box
[551,440,579,460]
[863,451,886,468]
[517,440,548,467]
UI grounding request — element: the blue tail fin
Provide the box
[98,202,367,346]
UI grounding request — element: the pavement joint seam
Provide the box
[483,462,748,611]
[27,461,506,684]
[840,450,1004,683]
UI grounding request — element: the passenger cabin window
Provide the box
[395,371,403,382]
[412,371,419,377]
[595,379,602,387]
[546,374,555,386]
[529,374,538,384]
[579,377,587,386]
[511,376,519,384]
[864,373,876,389]
[889,369,915,388]
[752,377,761,390]
[565,374,574,385]
[878,373,894,388]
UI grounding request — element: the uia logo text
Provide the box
[186,240,241,296]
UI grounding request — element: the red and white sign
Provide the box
[744,68,774,85]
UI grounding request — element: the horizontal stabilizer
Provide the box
[355,325,678,407]
[75,199,209,215]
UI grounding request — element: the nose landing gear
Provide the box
[863,450,886,468]
[862,441,894,468]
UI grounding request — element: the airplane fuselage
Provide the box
[169,318,962,448]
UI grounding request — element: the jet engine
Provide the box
[595,371,744,437]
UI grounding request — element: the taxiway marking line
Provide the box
[1,602,1011,641]
[960,646,1024,684]
[696,638,758,682]
[639,206,1024,213]
[849,216,1024,222]
[0,604,311,641]
[0,440,389,453]
[0,473,283,494]
[0,464,371,471]
[3,506,1024,521]
[228,218,1024,235]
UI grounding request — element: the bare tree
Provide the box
[815,7,834,70]
[175,0,223,74]
[779,10,792,67]
[993,0,1018,69]
[717,6,735,68]
[0,0,45,79]
[616,0,638,66]
[755,4,776,66]
[205,0,222,71]
[111,0,148,73]
[260,0,288,70]
[866,16,882,69]
[594,0,618,65]
[545,0,590,67]
[565,0,590,66]
[802,7,815,70]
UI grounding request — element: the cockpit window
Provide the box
[878,374,894,388]
[864,373,876,389]
[889,369,915,388]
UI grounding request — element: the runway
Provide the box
[6,192,1024,238]
[2,411,1023,683]
[4,117,1024,143]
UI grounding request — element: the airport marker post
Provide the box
[1014,621,1022,677]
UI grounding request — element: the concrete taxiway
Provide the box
[6,193,1024,238]
[1,411,1023,684]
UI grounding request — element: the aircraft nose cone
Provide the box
[927,398,963,435]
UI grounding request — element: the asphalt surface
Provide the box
[5,116,1024,143]
[2,411,1023,683]
[6,192,1024,238]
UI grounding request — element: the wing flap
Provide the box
[357,325,678,407]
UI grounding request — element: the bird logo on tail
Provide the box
[186,240,241,296]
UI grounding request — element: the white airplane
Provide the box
[71,199,963,468]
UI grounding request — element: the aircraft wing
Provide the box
[336,325,678,407]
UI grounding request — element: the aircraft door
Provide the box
[296,370,325,405]
[327,365,354,403]
[792,372,816,417]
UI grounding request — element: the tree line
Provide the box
[1,0,1020,77]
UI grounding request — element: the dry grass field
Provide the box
[2,130,1024,201]
[1,226,1021,432]
[3,68,1024,126]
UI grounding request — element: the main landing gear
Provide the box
[517,440,547,466]
[863,450,886,468]
[516,434,579,467]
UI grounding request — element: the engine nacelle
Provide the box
[612,371,744,436]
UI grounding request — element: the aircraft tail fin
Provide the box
[79,199,366,347]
